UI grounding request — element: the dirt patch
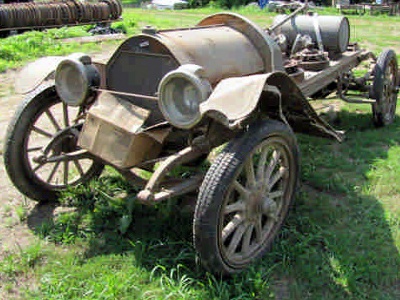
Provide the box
[0,68,37,299]
[0,69,35,254]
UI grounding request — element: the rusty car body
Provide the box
[4,4,399,275]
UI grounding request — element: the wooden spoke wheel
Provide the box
[193,119,299,275]
[4,85,103,202]
[372,49,399,126]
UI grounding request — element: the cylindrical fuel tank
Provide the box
[156,26,265,84]
[107,13,284,95]
[273,15,350,53]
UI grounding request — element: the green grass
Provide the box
[0,27,95,72]
[1,6,400,300]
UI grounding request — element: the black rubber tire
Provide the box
[193,119,299,275]
[372,49,399,127]
[4,84,104,202]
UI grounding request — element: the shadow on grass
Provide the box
[280,109,400,298]
[26,176,198,269]
[25,109,400,299]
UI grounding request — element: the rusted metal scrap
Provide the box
[0,0,122,33]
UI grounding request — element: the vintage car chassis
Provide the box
[4,5,399,275]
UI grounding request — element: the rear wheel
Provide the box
[193,119,299,275]
[4,85,104,202]
[372,49,399,126]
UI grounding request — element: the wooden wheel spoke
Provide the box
[27,146,44,153]
[73,160,85,176]
[222,214,244,242]
[32,126,53,138]
[63,103,69,127]
[224,200,245,215]
[267,166,287,191]
[33,162,45,172]
[264,150,281,184]
[256,147,269,181]
[242,224,254,254]
[254,216,263,243]
[63,161,69,185]
[226,223,247,256]
[232,180,249,199]
[45,109,61,131]
[244,156,256,188]
[46,161,61,183]
[268,190,284,200]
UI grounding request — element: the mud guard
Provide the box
[200,72,344,142]
[14,53,107,94]
[14,56,65,94]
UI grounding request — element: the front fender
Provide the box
[200,74,269,127]
[200,72,343,141]
[14,56,65,94]
[15,55,107,94]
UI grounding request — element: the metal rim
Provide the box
[218,136,294,267]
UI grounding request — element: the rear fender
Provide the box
[200,72,344,141]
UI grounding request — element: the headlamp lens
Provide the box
[56,59,88,107]
[55,55,99,107]
[158,65,211,129]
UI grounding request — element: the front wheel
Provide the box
[4,85,104,202]
[193,119,299,275]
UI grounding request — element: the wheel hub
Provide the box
[51,133,77,155]
[245,186,278,222]
[33,127,80,163]
[246,188,264,220]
